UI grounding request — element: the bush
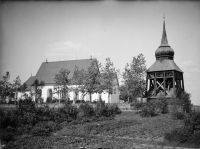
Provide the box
[140,101,156,117]
[79,103,94,117]
[170,105,185,120]
[164,127,191,143]
[94,99,106,117]
[187,131,200,144]
[155,97,168,114]
[165,111,200,144]
[184,111,200,133]
[106,104,121,116]
[169,91,192,114]
[0,127,16,142]
[130,102,144,113]
[52,98,59,103]
[17,98,36,113]
[31,121,60,136]
[46,97,52,103]
[58,103,79,122]
[171,111,185,120]
[0,108,17,129]
[94,99,121,117]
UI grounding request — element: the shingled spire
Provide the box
[155,15,174,60]
[160,14,169,47]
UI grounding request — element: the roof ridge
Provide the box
[43,58,92,63]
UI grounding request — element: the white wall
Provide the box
[25,85,119,103]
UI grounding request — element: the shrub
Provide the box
[164,127,191,143]
[79,103,94,117]
[17,98,36,113]
[94,99,121,117]
[35,105,52,122]
[155,97,168,114]
[106,104,121,116]
[52,98,59,103]
[187,131,200,144]
[94,99,106,117]
[130,102,144,113]
[75,99,81,103]
[184,111,200,133]
[169,91,192,114]
[140,101,156,117]
[58,103,79,121]
[46,97,52,103]
[171,111,185,120]
[0,127,16,142]
[170,105,185,120]
[0,108,18,129]
[31,121,60,136]
[165,111,200,144]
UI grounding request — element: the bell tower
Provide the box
[146,16,184,99]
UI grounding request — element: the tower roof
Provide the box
[147,16,183,73]
[147,59,183,72]
[155,17,174,59]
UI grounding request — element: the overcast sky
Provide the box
[0,1,200,105]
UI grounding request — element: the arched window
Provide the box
[47,89,52,100]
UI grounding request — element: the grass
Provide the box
[4,111,198,149]
[1,104,199,149]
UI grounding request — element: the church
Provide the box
[145,17,184,99]
[24,58,120,103]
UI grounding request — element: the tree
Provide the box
[70,66,85,103]
[169,91,192,114]
[32,79,45,103]
[101,58,118,103]
[12,76,22,101]
[54,68,70,103]
[121,53,147,102]
[82,59,101,102]
[20,83,27,93]
[0,72,13,101]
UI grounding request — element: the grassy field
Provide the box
[1,103,200,149]
[5,111,199,149]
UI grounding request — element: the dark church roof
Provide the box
[147,59,183,72]
[24,76,36,91]
[34,59,94,84]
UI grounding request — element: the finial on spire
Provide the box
[163,13,165,21]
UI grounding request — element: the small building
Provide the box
[146,17,184,99]
[24,59,120,103]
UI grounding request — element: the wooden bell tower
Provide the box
[146,16,184,99]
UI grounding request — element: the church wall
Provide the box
[41,86,55,102]
[40,85,118,103]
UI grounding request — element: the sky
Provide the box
[0,1,200,105]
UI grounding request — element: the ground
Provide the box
[4,109,198,149]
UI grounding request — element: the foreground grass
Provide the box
[3,111,200,149]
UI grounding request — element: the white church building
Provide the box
[24,59,120,103]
